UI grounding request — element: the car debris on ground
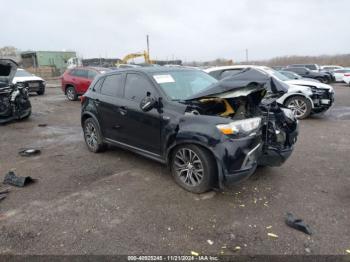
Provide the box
[3,171,35,187]
[285,212,313,235]
[18,148,41,157]
[0,188,10,202]
[267,233,279,238]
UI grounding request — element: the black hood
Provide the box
[0,59,18,86]
[187,68,289,100]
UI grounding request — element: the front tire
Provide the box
[171,144,216,193]
[37,89,45,95]
[66,86,78,101]
[285,96,312,119]
[83,118,106,153]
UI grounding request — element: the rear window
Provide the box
[71,69,88,78]
[88,70,98,79]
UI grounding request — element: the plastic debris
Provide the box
[346,250,350,254]
[285,212,312,235]
[207,240,214,245]
[266,226,272,229]
[233,246,241,252]
[267,233,278,238]
[18,148,41,157]
[3,171,35,187]
[305,248,311,253]
[38,123,47,127]
[191,251,199,256]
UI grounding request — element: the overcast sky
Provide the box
[1,0,349,61]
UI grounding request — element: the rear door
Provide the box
[71,69,90,94]
[96,73,125,140]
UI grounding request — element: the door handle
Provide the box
[119,106,127,116]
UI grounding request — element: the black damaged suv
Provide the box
[81,68,298,193]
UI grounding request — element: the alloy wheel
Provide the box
[288,99,307,118]
[84,122,98,150]
[174,148,204,187]
[67,88,75,100]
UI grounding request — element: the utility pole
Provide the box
[245,48,249,63]
[146,35,150,56]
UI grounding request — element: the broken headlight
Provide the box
[216,117,261,137]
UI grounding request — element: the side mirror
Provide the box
[140,96,157,112]
[305,71,309,75]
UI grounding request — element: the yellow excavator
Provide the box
[118,51,152,65]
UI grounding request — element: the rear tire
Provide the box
[66,86,78,101]
[285,96,312,119]
[171,144,216,193]
[83,118,106,153]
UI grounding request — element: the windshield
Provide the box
[262,68,290,81]
[15,69,33,77]
[152,70,217,100]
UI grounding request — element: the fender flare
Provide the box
[81,112,102,135]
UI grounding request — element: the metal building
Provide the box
[21,51,76,77]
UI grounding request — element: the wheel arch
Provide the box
[280,92,314,108]
[64,83,76,94]
[166,140,223,188]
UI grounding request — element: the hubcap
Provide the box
[174,148,204,186]
[84,122,98,149]
[288,99,307,118]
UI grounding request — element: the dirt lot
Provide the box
[0,83,349,255]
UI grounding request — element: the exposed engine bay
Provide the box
[0,59,32,124]
[183,87,298,163]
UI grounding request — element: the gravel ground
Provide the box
[0,83,349,255]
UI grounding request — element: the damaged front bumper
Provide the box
[219,111,298,186]
[311,89,335,113]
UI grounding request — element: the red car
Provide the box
[61,67,110,101]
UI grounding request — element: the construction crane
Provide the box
[119,51,152,65]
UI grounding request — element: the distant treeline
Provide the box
[250,54,350,67]
[185,54,350,67]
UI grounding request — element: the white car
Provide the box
[343,74,350,86]
[320,65,344,71]
[332,68,350,82]
[13,69,46,95]
[205,65,334,119]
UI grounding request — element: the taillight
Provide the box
[344,74,350,77]
[80,95,86,104]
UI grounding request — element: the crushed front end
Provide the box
[258,101,298,166]
[310,87,334,113]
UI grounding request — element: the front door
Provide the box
[116,73,162,155]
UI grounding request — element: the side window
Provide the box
[92,77,104,93]
[72,69,88,78]
[124,73,156,102]
[292,68,303,74]
[100,74,123,97]
[220,69,242,79]
[88,70,98,79]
